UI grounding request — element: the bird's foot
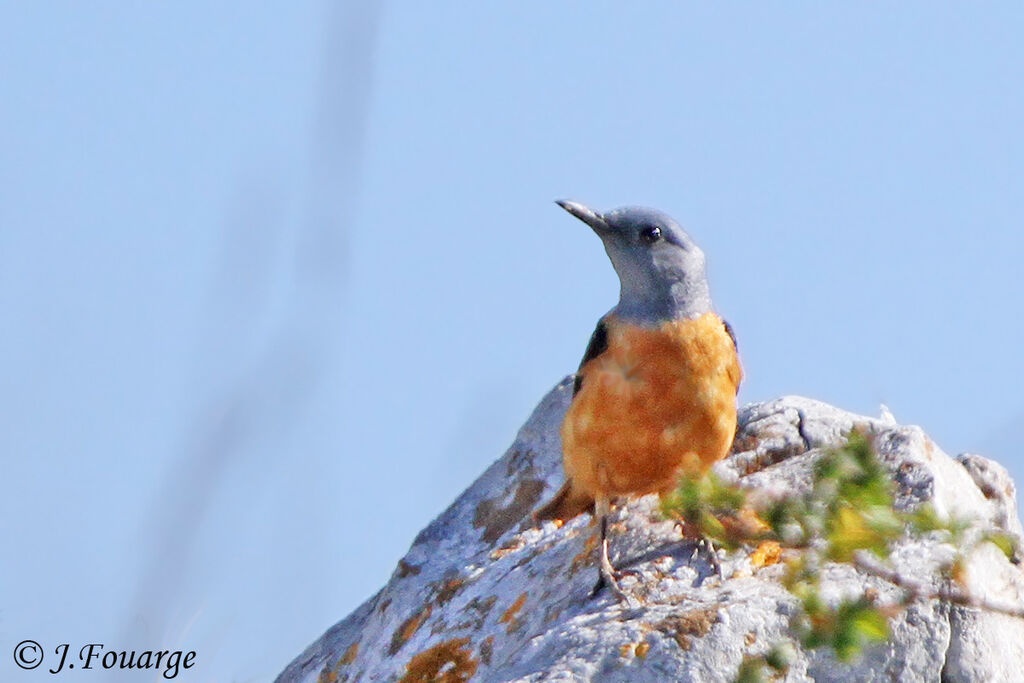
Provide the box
[591,550,642,605]
[590,567,641,601]
[691,536,724,580]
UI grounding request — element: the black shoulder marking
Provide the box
[723,318,738,353]
[573,319,609,396]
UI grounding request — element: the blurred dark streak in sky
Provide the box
[123,1,381,652]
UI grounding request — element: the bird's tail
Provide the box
[533,480,594,522]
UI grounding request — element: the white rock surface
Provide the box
[276,380,1024,682]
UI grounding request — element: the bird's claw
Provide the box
[691,536,724,579]
[590,567,641,599]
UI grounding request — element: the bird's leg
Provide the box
[673,517,724,580]
[694,535,724,580]
[590,494,630,602]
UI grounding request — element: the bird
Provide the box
[534,200,742,602]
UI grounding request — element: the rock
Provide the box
[275,382,1024,683]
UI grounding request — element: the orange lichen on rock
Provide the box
[498,592,528,633]
[489,538,525,561]
[750,541,782,568]
[341,641,360,665]
[655,605,720,650]
[389,605,433,655]
[498,593,527,623]
[399,638,478,683]
[570,534,600,576]
[397,560,422,578]
[433,577,466,605]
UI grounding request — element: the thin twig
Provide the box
[852,550,1024,620]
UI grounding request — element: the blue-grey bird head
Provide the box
[557,199,712,325]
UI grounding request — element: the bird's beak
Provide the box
[556,199,609,236]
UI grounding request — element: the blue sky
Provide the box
[2,3,1022,681]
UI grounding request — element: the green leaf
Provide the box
[764,641,796,672]
[734,656,769,683]
[826,507,888,562]
[699,510,727,544]
[908,503,945,534]
[983,531,1018,561]
[828,599,891,661]
[850,606,890,641]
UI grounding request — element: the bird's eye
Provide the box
[639,225,662,244]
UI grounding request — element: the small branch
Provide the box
[852,551,1024,620]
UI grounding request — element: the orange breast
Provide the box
[560,312,741,499]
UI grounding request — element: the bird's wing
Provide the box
[721,317,742,394]
[722,318,738,353]
[536,318,610,523]
[573,318,609,396]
